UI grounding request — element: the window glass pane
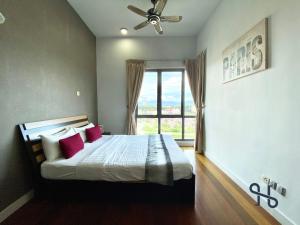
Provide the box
[136,70,195,140]
[185,74,196,116]
[161,71,182,115]
[137,118,158,135]
[138,72,157,115]
[184,118,196,139]
[161,118,182,139]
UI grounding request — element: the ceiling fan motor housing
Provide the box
[148,15,160,25]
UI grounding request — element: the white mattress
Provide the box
[41,135,193,182]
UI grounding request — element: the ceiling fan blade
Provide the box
[161,16,182,23]
[128,5,148,17]
[134,21,150,30]
[153,0,167,15]
[154,22,163,35]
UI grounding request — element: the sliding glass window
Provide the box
[137,69,196,140]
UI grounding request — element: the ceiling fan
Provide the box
[127,0,182,35]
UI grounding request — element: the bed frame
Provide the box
[19,115,195,202]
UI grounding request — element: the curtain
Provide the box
[126,60,145,135]
[185,51,206,153]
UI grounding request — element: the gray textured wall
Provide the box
[0,0,97,211]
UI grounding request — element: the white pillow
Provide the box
[73,123,94,142]
[41,128,76,161]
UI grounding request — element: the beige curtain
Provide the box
[185,51,206,153]
[126,60,145,135]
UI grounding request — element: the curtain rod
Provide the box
[145,59,184,62]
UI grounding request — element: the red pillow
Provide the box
[59,133,84,159]
[86,125,102,143]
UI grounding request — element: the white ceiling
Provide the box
[67,0,221,37]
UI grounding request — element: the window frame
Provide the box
[136,68,196,141]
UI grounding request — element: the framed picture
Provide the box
[222,18,268,83]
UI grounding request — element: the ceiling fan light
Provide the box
[120,28,128,35]
[149,16,159,25]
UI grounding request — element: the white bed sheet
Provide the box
[41,135,193,182]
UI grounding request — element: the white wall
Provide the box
[97,37,197,133]
[196,0,300,224]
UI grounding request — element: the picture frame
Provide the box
[222,18,268,83]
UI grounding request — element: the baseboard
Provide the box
[205,153,296,225]
[0,190,34,223]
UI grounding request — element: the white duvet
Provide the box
[41,135,193,182]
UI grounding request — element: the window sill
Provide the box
[176,140,194,147]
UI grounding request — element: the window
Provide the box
[137,69,196,140]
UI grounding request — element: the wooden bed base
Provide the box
[19,115,195,203]
[40,176,195,203]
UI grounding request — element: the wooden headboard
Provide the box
[19,115,89,174]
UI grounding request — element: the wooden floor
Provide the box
[1,150,280,225]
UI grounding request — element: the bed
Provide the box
[19,115,195,202]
